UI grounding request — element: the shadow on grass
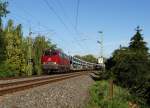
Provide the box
[90,70,109,81]
[90,74,101,81]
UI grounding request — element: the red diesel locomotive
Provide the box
[41,49,102,73]
[41,49,70,73]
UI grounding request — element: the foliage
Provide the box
[0,0,9,18]
[129,29,149,56]
[0,20,5,64]
[0,1,57,77]
[0,23,57,77]
[32,36,56,75]
[2,20,26,76]
[82,54,97,63]
[74,54,97,63]
[74,55,82,59]
[105,57,116,79]
[87,81,132,108]
[106,27,150,105]
[0,0,9,64]
[0,62,18,77]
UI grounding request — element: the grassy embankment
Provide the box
[86,80,149,108]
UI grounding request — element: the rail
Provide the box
[0,71,91,96]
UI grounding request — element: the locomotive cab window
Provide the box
[52,51,57,56]
[44,50,57,56]
[44,50,51,56]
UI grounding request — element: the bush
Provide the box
[0,71,16,78]
[87,80,131,108]
[0,63,17,78]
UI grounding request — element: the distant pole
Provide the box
[29,27,32,61]
[27,27,33,76]
[97,31,104,67]
[109,79,113,99]
[98,31,103,57]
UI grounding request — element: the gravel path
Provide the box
[0,74,94,108]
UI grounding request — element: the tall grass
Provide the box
[87,80,131,108]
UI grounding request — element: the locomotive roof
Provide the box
[45,49,68,55]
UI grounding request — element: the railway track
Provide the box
[0,71,90,96]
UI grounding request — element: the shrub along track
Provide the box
[0,71,92,96]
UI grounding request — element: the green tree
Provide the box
[0,0,9,64]
[0,0,9,18]
[109,27,150,105]
[33,35,56,75]
[0,19,5,64]
[21,37,29,75]
[128,27,150,104]
[3,20,26,76]
[74,55,82,59]
[129,26,149,60]
[74,54,97,63]
[82,54,97,63]
[14,24,26,75]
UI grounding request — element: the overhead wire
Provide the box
[5,0,74,55]
[37,0,75,54]
[8,0,86,54]
[38,1,79,51]
[43,0,86,53]
[8,12,40,34]
[55,0,82,37]
[9,1,54,35]
[55,0,89,51]
[43,0,71,33]
[6,13,33,33]
[51,0,89,52]
[15,6,52,32]
[75,0,80,30]
[73,0,90,50]
[8,2,60,44]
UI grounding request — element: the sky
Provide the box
[3,0,150,57]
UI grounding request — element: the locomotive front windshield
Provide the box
[44,50,57,56]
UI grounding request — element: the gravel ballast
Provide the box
[0,74,72,84]
[0,74,94,108]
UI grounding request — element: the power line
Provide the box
[6,13,33,31]
[75,0,80,30]
[50,0,89,51]
[55,0,75,28]
[7,1,75,54]
[40,0,81,54]
[56,0,68,19]
[55,0,89,50]
[9,0,53,33]
[43,0,71,33]
[10,0,87,54]
[42,0,78,51]
[9,11,60,48]
[15,7,51,32]
[43,0,86,52]
[54,0,81,36]
[54,0,82,37]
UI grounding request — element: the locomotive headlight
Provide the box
[48,58,51,61]
[53,62,57,64]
